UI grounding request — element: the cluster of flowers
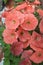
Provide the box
[2,0,43,65]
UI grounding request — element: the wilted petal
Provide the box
[21,50,33,59]
[19,58,32,65]
[11,42,23,56]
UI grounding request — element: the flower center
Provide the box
[11,33,14,37]
[13,20,16,24]
[38,52,41,57]
[35,36,40,41]
[20,32,24,35]
[27,21,30,24]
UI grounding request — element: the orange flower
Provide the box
[3,29,18,44]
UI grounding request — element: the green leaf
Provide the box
[4,50,10,58]
[39,62,43,65]
[0,26,5,37]
[29,0,35,3]
[10,53,21,65]
[4,44,10,58]
[4,59,10,65]
[15,0,23,2]
[0,39,5,47]
[3,0,8,4]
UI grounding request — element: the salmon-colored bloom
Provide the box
[19,58,32,65]
[18,28,31,42]
[34,0,41,5]
[37,9,43,18]
[22,40,30,48]
[21,50,33,59]
[16,2,35,14]
[2,10,24,24]
[30,31,42,45]
[3,29,18,44]
[25,5,35,13]
[39,19,43,34]
[17,27,31,48]
[3,10,24,29]
[21,5,35,14]
[15,2,27,11]
[21,14,38,31]
[2,11,15,22]
[2,11,9,18]
[5,12,14,21]
[5,14,20,30]
[11,10,24,24]
[30,31,43,51]
[30,43,42,51]
[11,42,23,56]
[30,49,43,63]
